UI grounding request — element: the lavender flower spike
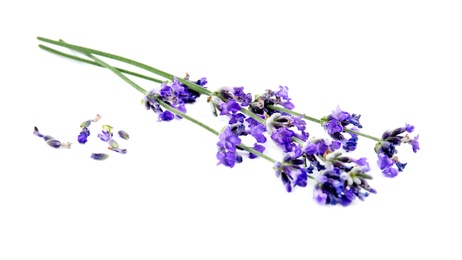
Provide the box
[375,123,420,177]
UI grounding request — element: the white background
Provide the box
[1,1,461,259]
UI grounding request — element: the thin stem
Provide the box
[344,129,381,142]
[240,108,265,124]
[39,45,164,84]
[74,47,276,164]
[267,105,321,124]
[37,37,212,96]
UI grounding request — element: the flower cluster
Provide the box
[375,124,419,177]
[143,76,207,121]
[249,86,295,116]
[321,106,362,152]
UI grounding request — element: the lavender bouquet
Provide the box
[36,37,420,207]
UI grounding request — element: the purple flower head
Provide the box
[275,86,295,110]
[229,113,246,124]
[78,127,90,144]
[271,128,295,152]
[314,187,328,205]
[249,123,267,143]
[158,78,187,113]
[217,149,239,168]
[349,114,362,128]
[273,145,308,192]
[77,114,101,144]
[315,161,375,206]
[321,106,362,151]
[330,106,351,122]
[232,87,252,107]
[324,119,343,135]
[405,123,414,133]
[382,166,399,178]
[375,124,420,176]
[216,126,243,168]
[177,76,208,103]
[158,110,175,122]
[217,126,242,152]
[249,86,295,118]
[144,76,206,122]
[266,113,308,152]
[249,143,266,159]
[220,100,242,116]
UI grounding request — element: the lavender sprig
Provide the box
[36,37,421,206]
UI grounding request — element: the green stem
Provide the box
[39,44,164,84]
[267,105,321,124]
[74,47,276,164]
[37,36,212,96]
[344,129,381,142]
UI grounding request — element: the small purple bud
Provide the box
[118,130,129,140]
[46,139,62,149]
[91,153,109,160]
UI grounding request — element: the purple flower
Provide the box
[249,86,296,118]
[411,134,420,153]
[217,127,242,152]
[375,124,420,177]
[78,127,90,144]
[144,76,206,122]
[249,143,266,159]
[314,187,328,205]
[273,146,308,192]
[249,123,267,143]
[377,152,393,170]
[266,113,308,152]
[220,100,241,116]
[216,126,242,168]
[324,119,343,135]
[158,110,175,121]
[331,106,351,122]
[97,130,112,142]
[382,166,398,178]
[271,128,295,152]
[405,123,414,133]
[322,106,362,152]
[77,114,101,144]
[275,86,295,110]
